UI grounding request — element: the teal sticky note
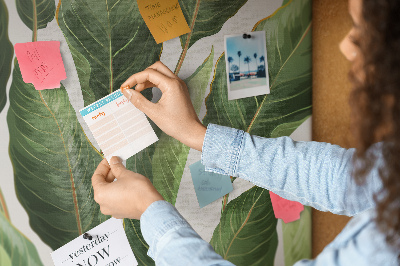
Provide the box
[189,160,233,208]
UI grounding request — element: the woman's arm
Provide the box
[202,124,383,216]
[119,61,382,216]
[141,201,234,266]
[92,157,234,266]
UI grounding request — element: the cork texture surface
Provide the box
[312,0,354,257]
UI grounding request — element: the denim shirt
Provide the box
[140,124,399,265]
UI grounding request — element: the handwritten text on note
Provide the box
[189,160,233,208]
[14,41,67,90]
[137,0,191,44]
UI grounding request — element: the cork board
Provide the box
[312,0,354,257]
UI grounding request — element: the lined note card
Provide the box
[14,41,66,90]
[80,89,158,161]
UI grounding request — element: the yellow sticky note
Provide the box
[137,0,191,44]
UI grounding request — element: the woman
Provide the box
[91,0,400,264]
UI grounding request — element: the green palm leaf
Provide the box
[203,0,312,136]
[282,206,312,266]
[16,0,55,31]
[0,188,44,266]
[124,219,153,266]
[210,186,278,265]
[124,48,214,265]
[204,0,312,263]
[7,61,108,250]
[0,0,13,113]
[175,0,247,73]
[152,47,214,204]
[57,0,162,106]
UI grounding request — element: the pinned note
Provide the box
[137,0,191,44]
[51,218,137,266]
[269,192,304,223]
[14,41,66,90]
[189,160,233,208]
[79,89,158,161]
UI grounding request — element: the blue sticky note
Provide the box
[189,160,233,208]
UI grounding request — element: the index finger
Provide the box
[147,61,176,79]
[92,159,111,188]
[120,68,174,93]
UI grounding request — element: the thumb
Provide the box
[109,156,127,178]
[122,89,155,116]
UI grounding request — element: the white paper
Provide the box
[79,89,158,161]
[51,218,137,266]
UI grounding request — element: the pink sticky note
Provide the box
[269,191,304,223]
[14,41,66,90]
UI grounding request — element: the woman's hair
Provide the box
[350,0,400,252]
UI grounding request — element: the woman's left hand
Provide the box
[91,157,164,219]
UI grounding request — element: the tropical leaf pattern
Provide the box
[0,0,13,113]
[0,188,43,266]
[7,62,109,249]
[204,0,312,263]
[203,0,312,137]
[152,47,214,203]
[124,219,154,266]
[175,0,248,73]
[16,0,55,31]
[210,186,278,265]
[282,206,312,266]
[124,47,214,264]
[4,0,312,264]
[57,0,162,106]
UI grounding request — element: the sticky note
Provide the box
[51,218,137,266]
[137,0,191,44]
[269,191,304,223]
[79,89,158,161]
[189,160,233,208]
[14,41,66,90]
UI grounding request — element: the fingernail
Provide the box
[110,156,122,165]
[123,89,133,100]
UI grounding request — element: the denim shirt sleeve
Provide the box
[201,124,383,216]
[140,200,234,266]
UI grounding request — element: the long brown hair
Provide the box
[350,0,400,252]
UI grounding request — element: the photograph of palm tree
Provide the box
[224,31,269,100]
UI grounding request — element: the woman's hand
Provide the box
[92,157,164,220]
[120,61,206,151]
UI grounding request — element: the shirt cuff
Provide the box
[140,200,192,259]
[201,123,245,176]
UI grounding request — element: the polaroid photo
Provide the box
[224,31,270,100]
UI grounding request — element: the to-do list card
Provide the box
[80,89,158,161]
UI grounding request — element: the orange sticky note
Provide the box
[269,191,304,223]
[137,0,191,44]
[14,41,66,90]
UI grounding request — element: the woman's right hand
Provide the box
[120,61,207,151]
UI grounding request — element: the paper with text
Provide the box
[269,191,304,223]
[189,160,233,208]
[14,41,67,90]
[51,218,137,266]
[137,0,191,44]
[79,89,158,161]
